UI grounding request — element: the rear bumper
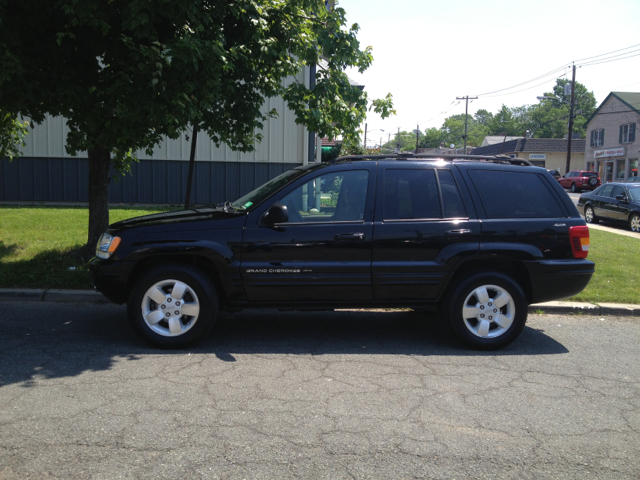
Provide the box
[525,259,595,304]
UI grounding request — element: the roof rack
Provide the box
[331,153,534,167]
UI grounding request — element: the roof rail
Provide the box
[331,153,534,166]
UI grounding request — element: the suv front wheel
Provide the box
[447,272,527,350]
[127,264,219,348]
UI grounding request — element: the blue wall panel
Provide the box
[1,158,303,204]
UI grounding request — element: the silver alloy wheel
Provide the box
[141,279,200,337]
[461,284,515,338]
[571,184,577,192]
[631,214,640,233]
[585,206,594,223]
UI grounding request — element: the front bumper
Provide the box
[89,257,134,304]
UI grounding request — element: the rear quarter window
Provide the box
[468,170,566,219]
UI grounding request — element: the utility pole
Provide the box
[565,64,576,175]
[415,124,420,153]
[456,95,478,153]
[363,122,368,150]
[396,127,400,152]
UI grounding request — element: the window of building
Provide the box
[620,123,636,144]
[630,158,638,178]
[590,128,604,147]
[586,161,594,172]
[616,159,626,179]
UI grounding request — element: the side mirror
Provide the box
[615,194,626,202]
[261,204,289,225]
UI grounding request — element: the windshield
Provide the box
[627,186,640,203]
[230,168,308,211]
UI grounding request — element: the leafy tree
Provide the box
[419,127,444,148]
[527,79,596,139]
[440,114,488,148]
[0,0,393,255]
[485,105,530,137]
[0,112,28,160]
[474,109,493,127]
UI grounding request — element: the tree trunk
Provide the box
[82,146,111,258]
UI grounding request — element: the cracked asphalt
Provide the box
[0,302,639,479]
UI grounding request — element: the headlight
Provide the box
[96,233,121,259]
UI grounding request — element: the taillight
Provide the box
[569,226,590,259]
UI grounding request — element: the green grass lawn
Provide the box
[1,206,639,304]
[0,206,176,289]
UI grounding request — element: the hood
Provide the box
[108,208,246,234]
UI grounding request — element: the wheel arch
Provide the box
[125,254,229,308]
[442,257,533,305]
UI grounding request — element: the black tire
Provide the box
[446,272,527,350]
[630,213,640,233]
[570,183,579,193]
[584,205,598,224]
[127,264,219,348]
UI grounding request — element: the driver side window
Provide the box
[278,170,369,223]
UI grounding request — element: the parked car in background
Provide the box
[547,169,561,180]
[625,176,640,183]
[578,182,640,232]
[558,170,600,193]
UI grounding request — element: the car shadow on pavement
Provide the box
[0,304,567,388]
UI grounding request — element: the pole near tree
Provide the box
[456,95,478,153]
[415,124,419,153]
[185,126,198,210]
[363,122,367,150]
[565,63,576,175]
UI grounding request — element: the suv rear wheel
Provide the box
[447,272,527,350]
[128,264,219,348]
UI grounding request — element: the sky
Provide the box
[339,0,640,146]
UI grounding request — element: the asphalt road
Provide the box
[1,302,639,479]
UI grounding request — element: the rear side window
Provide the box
[599,185,614,197]
[468,170,565,219]
[383,169,441,220]
[437,169,467,218]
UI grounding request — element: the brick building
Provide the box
[584,92,639,183]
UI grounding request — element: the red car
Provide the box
[558,170,601,193]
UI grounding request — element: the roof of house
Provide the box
[321,137,339,147]
[481,136,523,146]
[585,91,640,126]
[470,138,585,156]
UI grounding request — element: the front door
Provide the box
[240,166,376,304]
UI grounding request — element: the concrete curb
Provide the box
[1,288,638,315]
[0,288,111,304]
[528,302,640,316]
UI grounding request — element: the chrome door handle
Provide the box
[445,229,472,236]
[335,233,365,241]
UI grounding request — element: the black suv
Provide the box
[90,154,595,350]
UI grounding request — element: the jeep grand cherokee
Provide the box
[90,154,594,350]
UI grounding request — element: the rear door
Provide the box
[371,164,480,301]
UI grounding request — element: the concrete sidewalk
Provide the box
[1,288,638,316]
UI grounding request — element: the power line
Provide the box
[483,74,567,98]
[579,52,640,67]
[471,42,639,99]
[574,43,640,63]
